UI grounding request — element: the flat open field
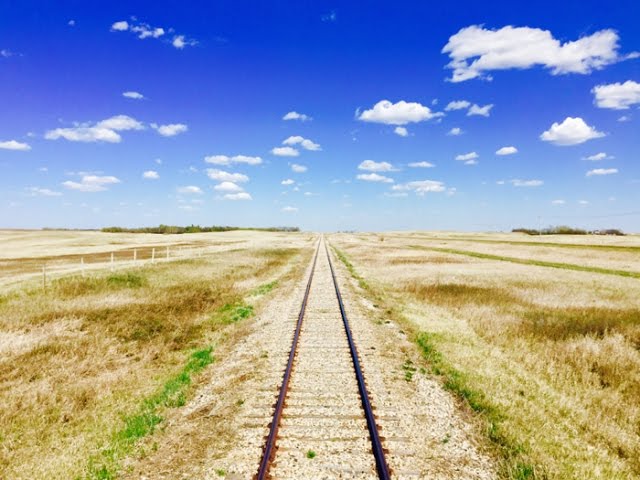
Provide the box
[1,230,639,479]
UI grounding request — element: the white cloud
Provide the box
[172,35,197,49]
[447,127,463,136]
[271,146,299,157]
[540,117,605,146]
[511,179,543,187]
[0,140,31,151]
[214,181,243,192]
[62,175,121,192]
[123,91,144,100]
[45,115,143,143]
[592,80,640,109]
[282,135,321,151]
[394,126,409,137]
[583,152,613,161]
[224,192,252,201]
[68,20,75,26]
[27,187,62,197]
[282,206,298,212]
[496,146,518,155]
[321,11,336,22]
[358,160,394,172]
[206,169,249,183]
[551,199,565,205]
[384,192,409,198]
[281,179,295,185]
[617,115,631,122]
[579,200,590,205]
[177,185,203,194]
[152,123,188,137]
[291,163,307,173]
[408,161,435,168]
[443,25,624,82]
[467,103,493,117]
[283,111,312,121]
[357,173,393,183]
[204,154,262,166]
[392,180,446,195]
[455,151,478,161]
[111,21,129,31]
[445,100,470,111]
[142,170,159,179]
[357,100,443,125]
[586,168,618,177]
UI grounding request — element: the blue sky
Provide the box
[1,1,639,231]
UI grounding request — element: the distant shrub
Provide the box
[512,225,624,236]
[101,224,300,234]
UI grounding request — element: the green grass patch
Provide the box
[410,245,640,279]
[217,303,254,325]
[416,332,539,479]
[332,247,370,290]
[306,449,317,459]
[251,280,278,296]
[84,347,214,480]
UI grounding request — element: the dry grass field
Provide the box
[329,232,640,479]
[0,230,315,479]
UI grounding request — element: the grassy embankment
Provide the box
[331,242,640,480]
[0,247,306,479]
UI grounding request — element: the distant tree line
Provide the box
[101,224,300,234]
[512,225,625,236]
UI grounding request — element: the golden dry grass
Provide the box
[0,231,312,479]
[330,232,640,480]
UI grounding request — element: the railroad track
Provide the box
[255,236,390,479]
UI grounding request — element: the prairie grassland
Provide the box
[0,231,313,479]
[330,232,640,480]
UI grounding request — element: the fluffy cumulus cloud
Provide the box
[123,91,144,100]
[511,179,543,187]
[206,169,249,183]
[394,126,409,137]
[408,161,435,168]
[111,19,196,49]
[583,152,613,161]
[281,179,295,185]
[283,111,312,121]
[445,100,470,111]
[214,181,243,192]
[62,175,121,192]
[357,100,443,125]
[467,103,493,116]
[204,154,262,166]
[447,127,463,136]
[496,146,518,155]
[271,146,299,157]
[142,170,159,179]
[443,25,624,82]
[152,123,188,137]
[540,117,605,146]
[358,160,394,172]
[224,192,252,201]
[177,185,203,194]
[586,168,618,177]
[45,115,143,143]
[0,139,31,151]
[592,80,640,109]
[356,173,393,183]
[291,163,307,173]
[282,135,321,151]
[392,180,446,195]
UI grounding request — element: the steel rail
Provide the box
[325,240,391,480]
[255,238,320,480]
